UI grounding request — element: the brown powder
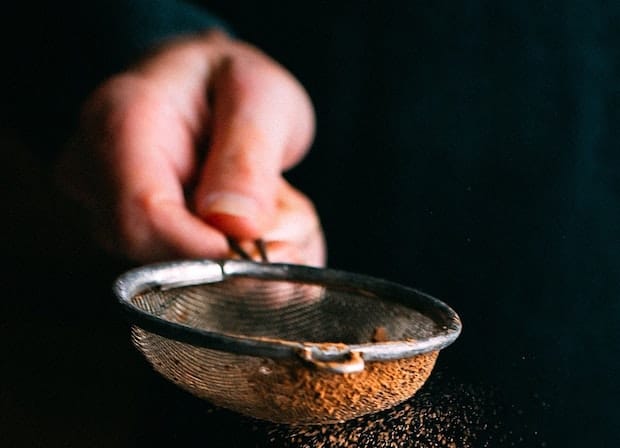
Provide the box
[261,379,500,448]
[183,375,501,448]
[135,328,440,426]
[371,326,390,342]
[244,350,439,425]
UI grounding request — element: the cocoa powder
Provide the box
[245,350,439,424]
[371,326,389,342]
[263,380,498,448]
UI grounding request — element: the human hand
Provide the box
[55,31,325,266]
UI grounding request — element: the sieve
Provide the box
[113,253,462,425]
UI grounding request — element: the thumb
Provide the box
[194,47,315,239]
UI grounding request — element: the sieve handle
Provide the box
[227,237,269,262]
[298,347,365,374]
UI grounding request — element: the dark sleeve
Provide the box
[2,0,231,160]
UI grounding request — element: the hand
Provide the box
[55,31,325,266]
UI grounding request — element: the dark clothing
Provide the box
[3,0,229,159]
[2,1,619,446]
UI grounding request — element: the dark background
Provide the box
[2,1,619,446]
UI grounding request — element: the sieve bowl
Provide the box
[113,259,462,425]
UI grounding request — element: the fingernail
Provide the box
[200,192,259,218]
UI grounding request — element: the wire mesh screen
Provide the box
[115,260,461,424]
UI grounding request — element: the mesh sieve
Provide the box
[113,259,461,425]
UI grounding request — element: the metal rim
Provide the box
[113,259,462,364]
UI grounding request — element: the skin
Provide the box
[54,30,326,266]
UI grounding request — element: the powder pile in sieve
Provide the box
[133,325,440,425]
[246,350,439,424]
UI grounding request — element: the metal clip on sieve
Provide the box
[298,346,365,374]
